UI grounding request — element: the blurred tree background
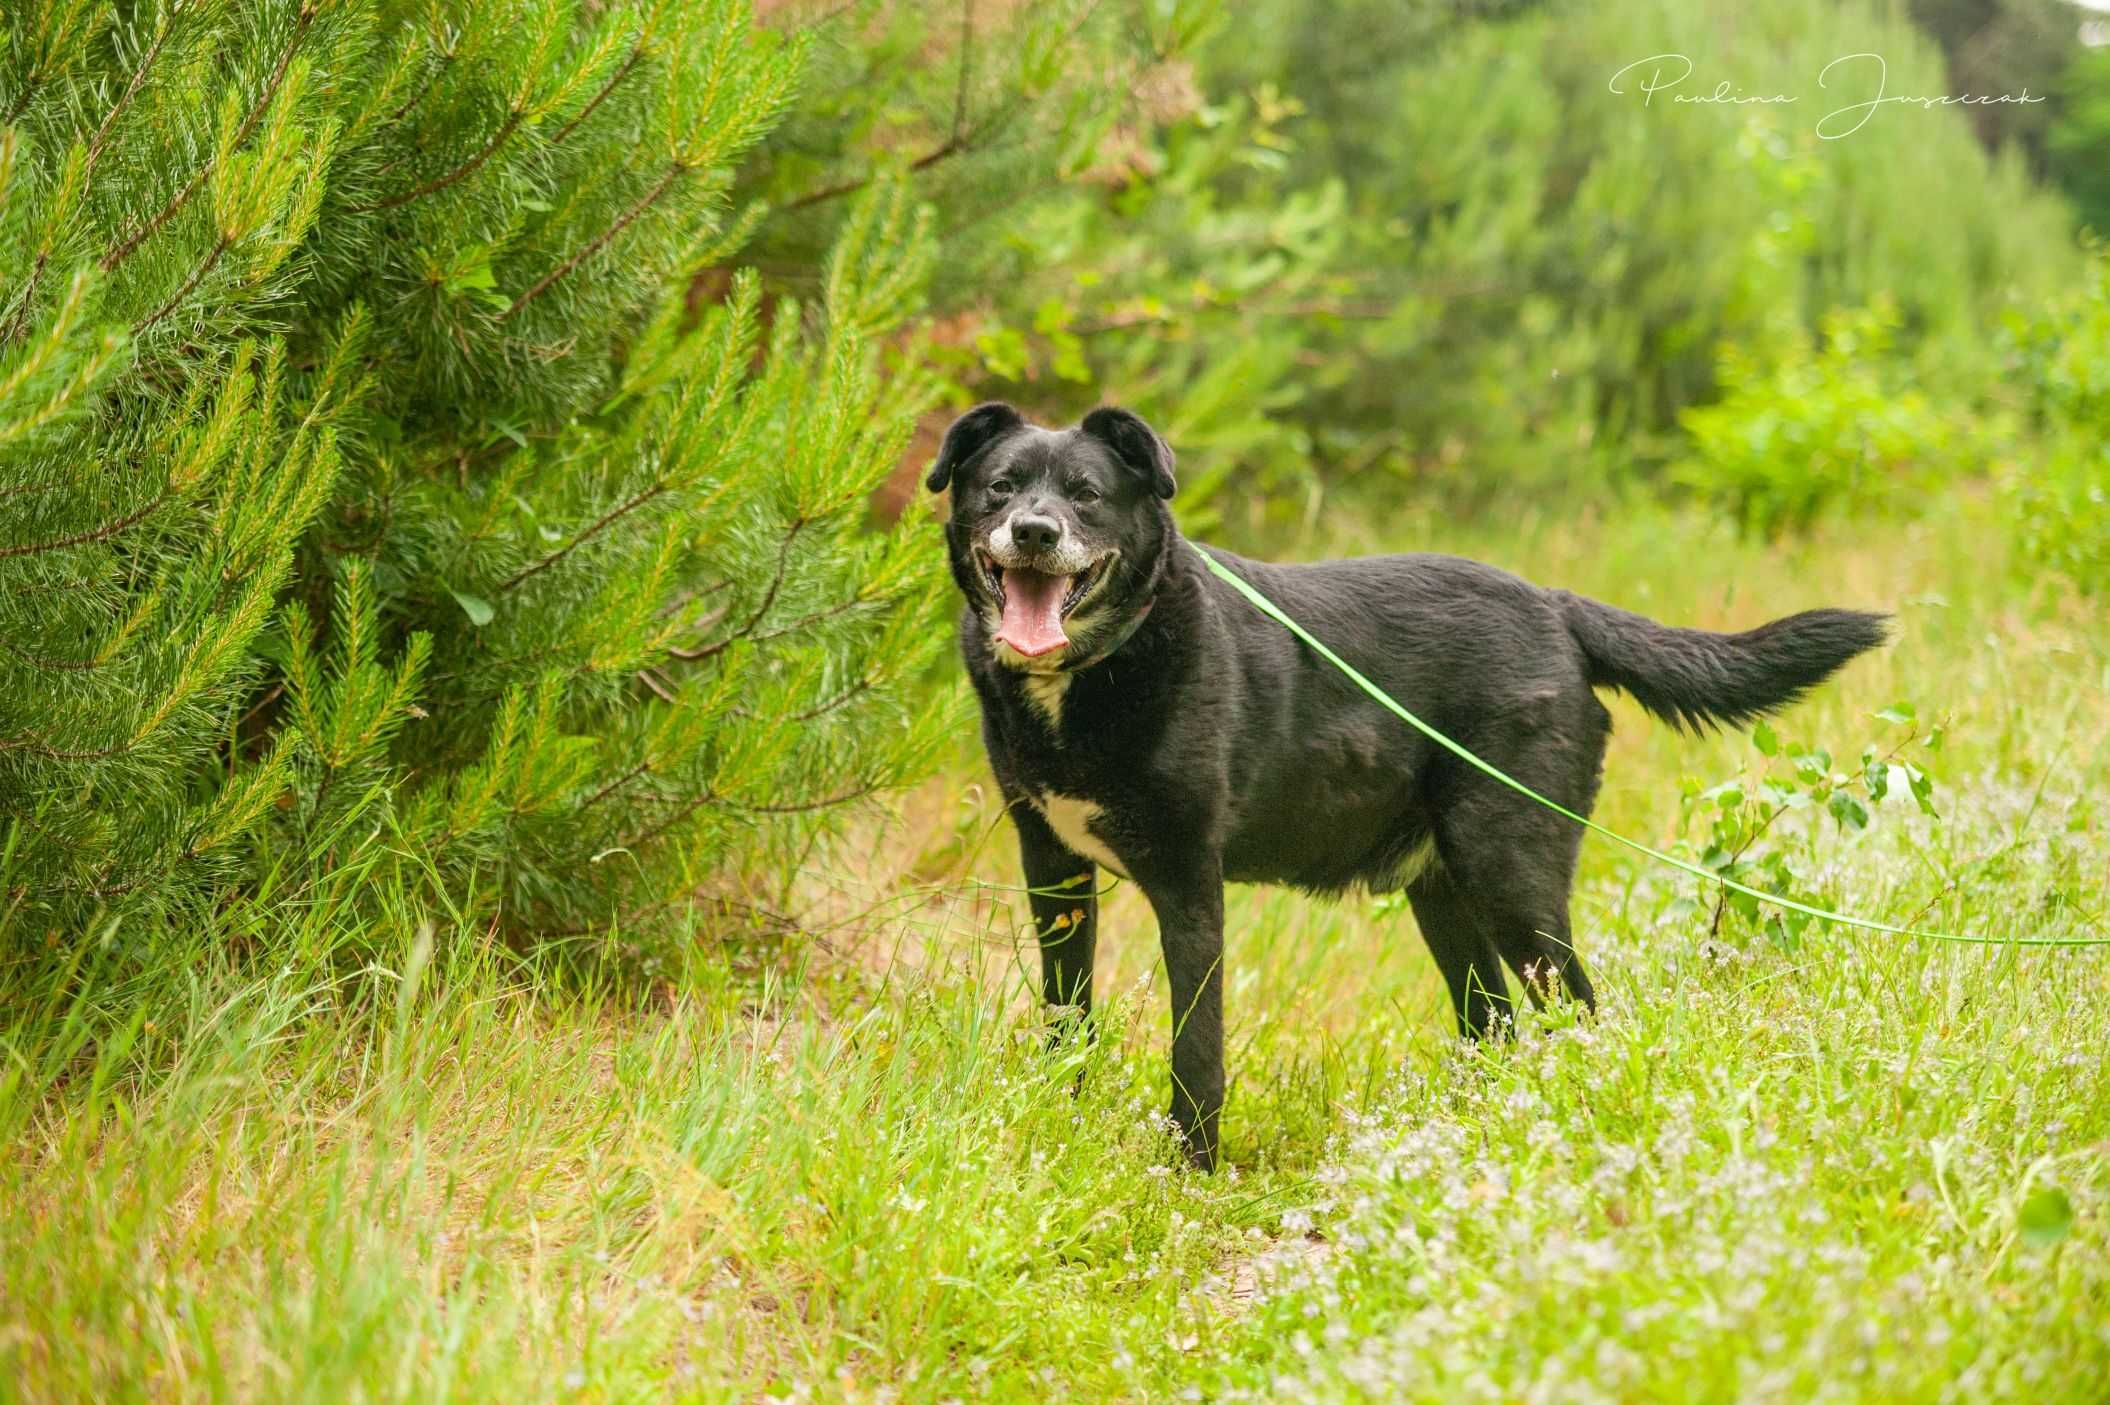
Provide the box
[3,0,2106,957]
[787,0,2104,529]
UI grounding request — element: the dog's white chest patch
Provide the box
[1033,791,1128,877]
[1020,670,1071,728]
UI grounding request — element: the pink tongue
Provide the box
[996,568,1072,656]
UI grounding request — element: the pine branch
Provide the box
[669,588,893,668]
[789,675,871,721]
[1,637,108,671]
[135,236,229,332]
[85,14,177,175]
[550,39,647,147]
[666,518,806,661]
[732,674,871,722]
[497,480,671,593]
[950,0,974,142]
[0,729,133,761]
[355,107,524,213]
[384,51,451,126]
[501,159,689,320]
[779,135,966,214]
[618,794,713,848]
[0,255,46,347]
[83,868,156,900]
[579,759,650,811]
[0,488,168,558]
[742,590,888,647]
[100,5,315,273]
[627,779,882,848]
[776,0,1079,216]
[728,781,882,815]
[233,681,286,732]
[653,578,734,619]
[0,476,63,503]
[0,271,125,445]
[2,62,48,126]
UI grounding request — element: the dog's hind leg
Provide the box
[1406,867,1513,1039]
[1439,794,1597,1016]
[1429,703,1609,1016]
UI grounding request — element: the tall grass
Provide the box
[4,498,2106,1401]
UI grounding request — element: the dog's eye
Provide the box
[1069,484,1100,504]
[987,478,1015,498]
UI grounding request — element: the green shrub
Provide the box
[738,0,1215,300]
[2004,248,2110,594]
[929,85,1350,533]
[2049,41,2110,237]
[972,0,2076,513]
[0,0,950,946]
[1675,704,1943,954]
[2010,440,2110,594]
[1675,302,1979,538]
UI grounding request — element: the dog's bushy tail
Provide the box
[1557,593,1889,732]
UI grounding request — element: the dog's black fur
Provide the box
[932,402,1888,1170]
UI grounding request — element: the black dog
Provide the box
[931,402,1886,1169]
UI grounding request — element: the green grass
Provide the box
[5,499,2108,1401]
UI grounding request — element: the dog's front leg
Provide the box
[1013,803,1099,1032]
[1138,856,1226,1171]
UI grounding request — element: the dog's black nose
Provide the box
[1011,514,1062,551]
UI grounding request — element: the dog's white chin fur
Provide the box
[986,624,1070,673]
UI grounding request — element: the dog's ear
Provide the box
[927,402,1025,493]
[1080,406,1176,499]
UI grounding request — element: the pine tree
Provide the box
[1,0,950,945]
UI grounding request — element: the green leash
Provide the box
[1191,542,2106,949]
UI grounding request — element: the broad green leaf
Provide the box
[1828,791,1870,831]
[1763,914,1800,953]
[450,590,495,627]
[2019,1186,2074,1249]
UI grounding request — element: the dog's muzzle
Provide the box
[973,542,1114,658]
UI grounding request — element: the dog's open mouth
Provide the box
[976,551,1111,657]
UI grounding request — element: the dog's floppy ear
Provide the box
[927,402,1025,493]
[1080,406,1176,499]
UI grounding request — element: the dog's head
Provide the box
[928,402,1176,671]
